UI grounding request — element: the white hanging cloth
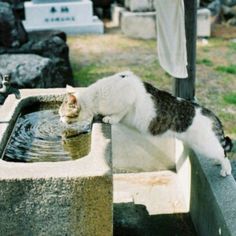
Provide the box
[155,0,188,78]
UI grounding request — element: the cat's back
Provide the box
[143,81,195,111]
[143,82,197,134]
[93,71,143,96]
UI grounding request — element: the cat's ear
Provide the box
[64,85,80,108]
[66,84,76,93]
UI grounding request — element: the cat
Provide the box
[59,71,233,177]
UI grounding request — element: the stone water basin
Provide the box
[0,88,112,235]
[2,101,91,163]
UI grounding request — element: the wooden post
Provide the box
[173,0,197,101]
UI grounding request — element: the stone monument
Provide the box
[23,0,104,34]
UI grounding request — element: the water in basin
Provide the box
[2,102,91,162]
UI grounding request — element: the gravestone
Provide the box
[23,0,104,34]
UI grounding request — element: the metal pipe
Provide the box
[0,74,21,104]
[173,0,197,101]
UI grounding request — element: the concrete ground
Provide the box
[113,170,196,236]
[113,172,197,236]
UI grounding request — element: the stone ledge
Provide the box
[190,151,236,236]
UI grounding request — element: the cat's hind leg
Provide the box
[209,142,232,176]
[191,138,232,177]
[220,157,232,177]
[206,147,231,177]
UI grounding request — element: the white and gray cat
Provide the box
[59,71,233,177]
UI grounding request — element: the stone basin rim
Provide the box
[0,88,112,179]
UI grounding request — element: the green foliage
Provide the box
[215,65,236,74]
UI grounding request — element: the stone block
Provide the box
[33,0,79,3]
[24,1,93,27]
[0,89,112,235]
[112,124,176,172]
[197,8,211,37]
[0,54,53,88]
[0,29,76,96]
[125,0,155,12]
[121,11,156,39]
[111,4,126,27]
[0,176,112,236]
[190,152,236,236]
[23,1,104,34]
[0,54,69,88]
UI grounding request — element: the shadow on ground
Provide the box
[114,202,197,236]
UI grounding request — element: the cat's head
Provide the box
[59,85,80,124]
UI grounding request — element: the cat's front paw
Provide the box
[220,158,232,177]
[102,116,119,125]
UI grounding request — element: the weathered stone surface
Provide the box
[0,2,27,48]
[197,8,211,37]
[125,0,155,12]
[221,0,236,7]
[0,0,25,4]
[0,54,66,88]
[222,5,236,25]
[22,32,68,59]
[23,33,73,86]
[0,96,112,235]
[200,0,221,16]
[190,152,236,236]
[231,139,236,179]
[0,2,73,89]
[0,31,73,88]
[121,11,156,39]
[0,177,112,236]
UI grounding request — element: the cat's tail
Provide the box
[222,136,233,155]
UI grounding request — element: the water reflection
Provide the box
[3,109,91,162]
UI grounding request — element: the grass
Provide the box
[224,93,236,105]
[196,58,214,67]
[72,64,116,86]
[215,65,236,74]
[228,42,236,51]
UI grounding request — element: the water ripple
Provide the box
[3,109,91,162]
